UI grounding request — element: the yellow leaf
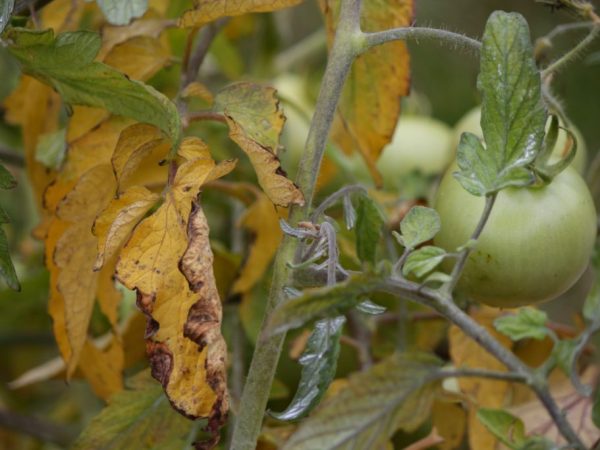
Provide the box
[432,400,467,450]
[78,337,124,402]
[181,81,214,106]
[111,123,169,193]
[215,82,304,207]
[99,18,172,59]
[232,194,283,294]
[66,106,111,143]
[97,257,123,328]
[321,0,412,186]
[179,0,303,28]
[54,164,117,375]
[93,185,160,270]
[104,35,171,82]
[448,307,513,450]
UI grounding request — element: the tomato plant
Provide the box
[434,163,597,307]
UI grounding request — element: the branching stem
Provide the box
[542,22,600,78]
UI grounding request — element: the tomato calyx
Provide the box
[532,114,579,185]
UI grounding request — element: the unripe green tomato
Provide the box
[452,106,588,174]
[375,116,453,189]
[434,163,597,307]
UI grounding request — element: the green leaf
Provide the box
[402,245,446,278]
[356,299,386,315]
[0,163,16,189]
[0,0,14,34]
[477,408,526,449]
[271,316,345,421]
[583,278,600,323]
[35,128,66,170]
[396,206,440,249]
[553,339,577,375]
[494,308,549,341]
[282,353,443,450]
[268,274,383,335]
[6,28,180,144]
[96,0,148,25]
[455,11,546,196]
[72,371,194,450]
[355,194,384,266]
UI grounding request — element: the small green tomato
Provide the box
[434,162,597,307]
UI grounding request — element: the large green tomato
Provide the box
[375,116,453,189]
[434,163,597,307]
[452,106,588,174]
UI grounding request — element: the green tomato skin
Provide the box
[434,164,597,307]
[452,106,588,174]
[377,116,453,185]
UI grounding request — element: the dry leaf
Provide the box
[320,0,413,186]
[179,0,303,28]
[449,307,513,450]
[104,35,171,82]
[215,82,304,207]
[232,194,284,294]
[99,18,172,59]
[432,400,467,450]
[78,337,124,401]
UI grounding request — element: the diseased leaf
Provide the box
[268,274,383,335]
[7,28,181,144]
[232,194,283,294]
[455,11,546,196]
[0,0,14,34]
[93,185,159,270]
[402,246,446,278]
[477,408,526,449]
[214,82,304,207]
[179,0,303,28]
[271,316,345,421]
[72,371,194,450]
[449,307,513,449]
[282,353,443,450]
[116,147,229,437]
[96,0,148,26]
[320,0,412,185]
[397,206,440,249]
[494,308,549,341]
[355,194,384,267]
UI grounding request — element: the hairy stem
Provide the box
[542,22,600,78]
[229,1,362,448]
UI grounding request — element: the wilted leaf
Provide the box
[72,370,194,450]
[509,366,600,447]
[397,206,440,249]
[432,401,466,450]
[116,150,229,435]
[103,35,170,82]
[455,11,545,196]
[355,194,384,267]
[214,82,304,207]
[268,274,383,335]
[232,194,283,294]
[96,0,148,26]
[179,0,303,28]
[449,307,513,449]
[494,308,549,341]
[7,28,181,143]
[321,0,412,184]
[402,246,446,278]
[94,185,159,270]
[271,316,345,421]
[282,353,443,450]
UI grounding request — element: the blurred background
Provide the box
[0,0,598,448]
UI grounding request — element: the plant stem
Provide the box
[362,27,481,54]
[0,147,25,168]
[542,22,600,78]
[229,1,362,448]
[442,194,496,296]
[438,367,528,383]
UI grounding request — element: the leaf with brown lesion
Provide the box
[179,0,304,28]
[214,82,304,207]
[320,0,413,186]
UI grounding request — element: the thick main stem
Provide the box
[229,2,361,448]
